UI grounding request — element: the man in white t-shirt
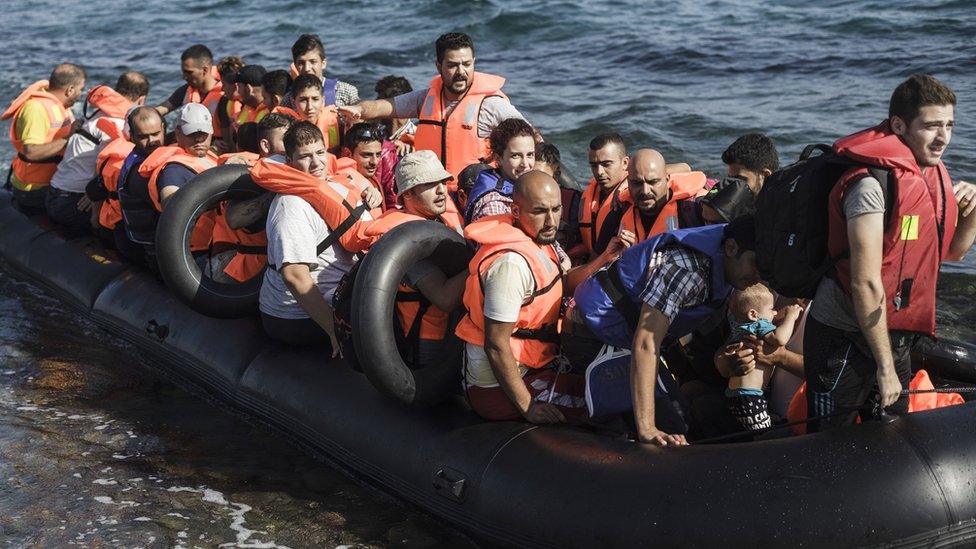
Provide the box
[46,71,149,230]
[258,121,381,352]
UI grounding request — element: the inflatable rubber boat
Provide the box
[3,187,976,548]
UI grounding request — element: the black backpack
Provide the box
[755,144,891,298]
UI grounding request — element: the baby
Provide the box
[724,282,802,431]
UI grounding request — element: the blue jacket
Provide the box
[574,223,734,349]
[463,168,514,224]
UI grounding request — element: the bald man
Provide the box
[596,148,708,251]
[458,170,617,423]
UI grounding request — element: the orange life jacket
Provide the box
[786,369,965,435]
[209,201,267,282]
[183,78,224,138]
[234,102,269,130]
[225,98,242,123]
[455,214,564,368]
[413,72,508,190]
[95,137,135,230]
[86,85,133,119]
[217,150,260,166]
[94,117,124,140]
[269,104,340,150]
[270,105,302,119]
[138,145,219,251]
[207,152,266,281]
[360,208,464,340]
[2,80,74,190]
[248,158,380,254]
[578,177,627,256]
[618,171,709,243]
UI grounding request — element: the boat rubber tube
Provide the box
[351,220,472,407]
[155,164,266,319]
[913,337,976,384]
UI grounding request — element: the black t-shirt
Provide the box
[165,84,190,109]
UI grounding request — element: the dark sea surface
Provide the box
[1,0,975,545]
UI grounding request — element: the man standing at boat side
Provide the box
[2,63,86,213]
[805,75,976,431]
[338,32,528,185]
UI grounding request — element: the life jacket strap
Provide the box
[596,264,640,329]
[18,152,62,164]
[512,324,560,344]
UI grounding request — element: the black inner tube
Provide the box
[351,220,472,407]
[155,164,266,319]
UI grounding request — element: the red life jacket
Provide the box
[413,72,508,190]
[578,177,627,257]
[138,145,219,251]
[95,137,135,230]
[829,121,958,336]
[455,214,564,368]
[360,208,464,340]
[248,158,380,255]
[617,171,709,243]
[2,80,74,190]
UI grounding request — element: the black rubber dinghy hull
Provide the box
[155,163,265,319]
[3,191,976,548]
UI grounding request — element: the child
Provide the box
[723,283,802,431]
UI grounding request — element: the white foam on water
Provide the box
[93,478,117,485]
[15,406,38,411]
[72,473,82,478]
[167,512,190,519]
[165,486,288,548]
[111,454,131,460]
[133,517,152,522]
[92,495,139,508]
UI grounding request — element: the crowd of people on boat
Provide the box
[4,32,975,445]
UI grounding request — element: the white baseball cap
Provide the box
[175,103,213,135]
